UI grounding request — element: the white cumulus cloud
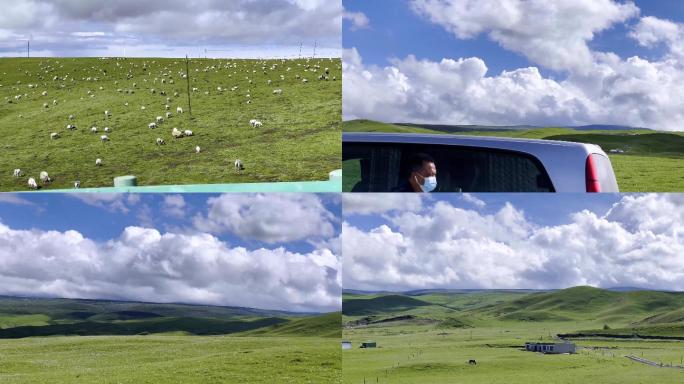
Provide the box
[193,193,336,243]
[0,223,340,312]
[344,2,684,131]
[343,194,684,292]
[343,193,424,215]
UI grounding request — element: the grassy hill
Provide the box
[244,312,341,338]
[343,287,684,332]
[342,287,684,383]
[484,287,684,325]
[343,295,432,316]
[0,296,330,338]
[0,57,341,191]
[343,119,684,191]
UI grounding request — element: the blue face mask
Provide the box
[421,176,437,192]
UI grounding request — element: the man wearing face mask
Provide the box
[393,153,438,193]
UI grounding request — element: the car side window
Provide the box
[343,142,554,192]
[342,144,403,192]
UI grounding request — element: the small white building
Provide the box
[525,342,576,354]
[342,341,352,350]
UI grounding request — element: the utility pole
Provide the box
[27,40,30,58]
[313,41,317,58]
[185,55,193,118]
[299,42,302,59]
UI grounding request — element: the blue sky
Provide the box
[0,193,340,254]
[344,0,537,76]
[343,0,682,77]
[0,193,341,312]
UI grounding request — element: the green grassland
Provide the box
[0,335,339,384]
[0,297,341,383]
[0,57,341,191]
[342,287,684,383]
[343,119,684,192]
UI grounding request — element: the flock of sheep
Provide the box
[2,56,341,190]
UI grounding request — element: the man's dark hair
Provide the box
[408,153,435,172]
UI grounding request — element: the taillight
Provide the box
[585,154,601,193]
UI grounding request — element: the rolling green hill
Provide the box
[0,316,287,339]
[343,295,432,316]
[244,312,341,338]
[343,119,684,191]
[484,287,684,325]
[343,287,684,384]
[0,57,342,191]
[343,287,684,336]
[0,296,331,339]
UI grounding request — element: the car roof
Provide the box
[343,132,610,192]
[343,132,603,152]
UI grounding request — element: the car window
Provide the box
[343,142,554,192]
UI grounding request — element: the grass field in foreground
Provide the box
[343,119,684,192]
[342,287,684,384]
[0,57,341,191]
[0,335,340,384]
[0,297,341,383]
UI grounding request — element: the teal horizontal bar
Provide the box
[34,170,342,193]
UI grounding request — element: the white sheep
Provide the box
[95,158,102,166]
[39,171,51,183]
[104,127,111,133]
[165,112,172,118]
[141,106,146,110]
[50,132,60,139]
[68,114,75,120]
[67,124,77,130]
[195,145,201,153]
[12,169,21,178]
[74,181,80,189]
[100,135,109,142]
[91,126,98,133]
[149,122,157,129]
[156,116,164,123]
[171,128,184,139]
[28,177,38,189]
[273,89,283,95]
[165,104,170,110]
[184,130,193,136]
[104,110,111,118]
[177,106,183,114]
[253,121,263,128]
[235,159,244,172]
[156,137,165,145]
